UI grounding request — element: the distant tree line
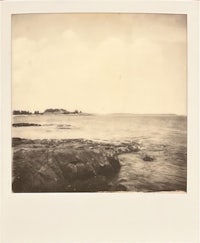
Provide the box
[44,109,82,114]
[13,110,33,115]
[13,109,82,115]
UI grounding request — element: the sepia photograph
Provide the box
[1,1,199,242]
[12,13,187,193]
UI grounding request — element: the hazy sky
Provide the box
[12,14,187,114]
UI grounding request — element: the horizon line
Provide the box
[12,109,186,116]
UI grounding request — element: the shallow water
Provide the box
[13,114,187,192]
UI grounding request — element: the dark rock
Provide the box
[12,138,140,192]
[13,123,41,127]
[109,184,127,191]
[143,155,154,162]
[76,162,96,179]
[12,137,23,146]
[108,155,121,171]
[66,175,110,192]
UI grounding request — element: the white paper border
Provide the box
[1,1,199,242]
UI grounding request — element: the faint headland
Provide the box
[13,108,83,115]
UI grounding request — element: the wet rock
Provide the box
[76,162,96,179]
[13,123,41,127]
[67,175,110,192]
[108,155,121,171]
[143,155,154,162]
[12,138,140,192]
[109,184,127,191]
[12,137,34,146]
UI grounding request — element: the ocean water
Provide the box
[12,114,187,192]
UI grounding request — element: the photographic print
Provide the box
[12,13,187,193]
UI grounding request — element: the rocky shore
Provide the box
[13,123,41,127]
[12,138,139,192]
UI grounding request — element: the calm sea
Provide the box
[12,114,187,192]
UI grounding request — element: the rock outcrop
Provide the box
[13,123,41,127]
[12,138,139,192]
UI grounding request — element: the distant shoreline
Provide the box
[12,113,186,117]
[13,113,93,117]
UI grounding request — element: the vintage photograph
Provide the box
[12,13,187,192]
